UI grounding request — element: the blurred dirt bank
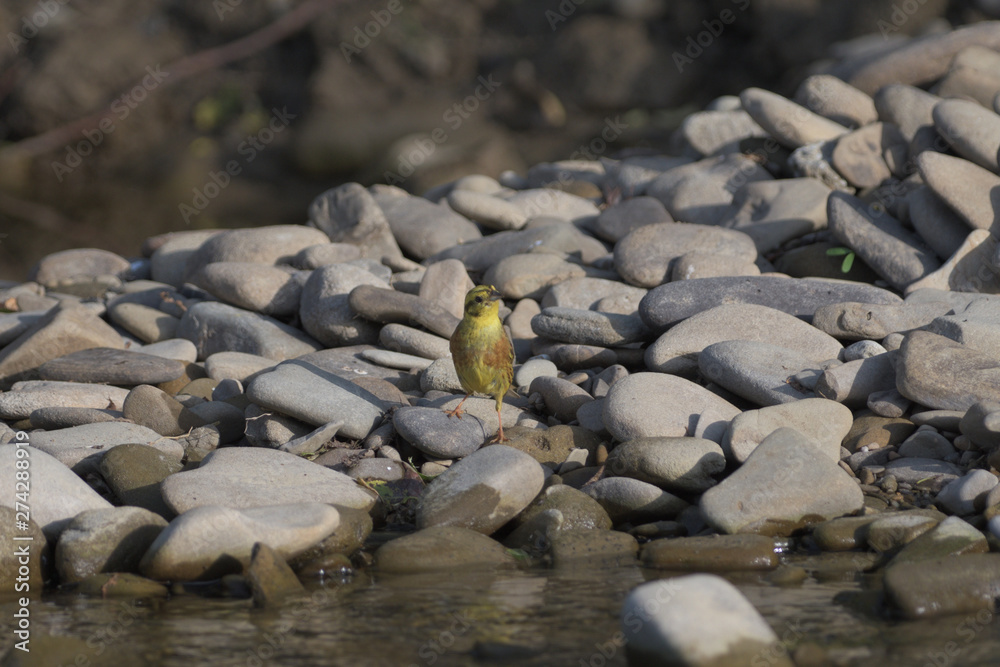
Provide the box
[0,0,988,281]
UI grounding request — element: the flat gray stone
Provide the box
[29,422,182,473]
[482,254,586,301]
[873,84,940,143]
[721,177,831,253]
[182,225,328,282]
[447,189,527,231]
[740,87,849,147]
[883,457,963,485]
[393,406,486,459]
[177,301,320,361]
[794,74,878,128]
[37,347,185,386]
[815,353,898,407]
[722,398,852,464]
[699,340,819,406]
[106,302,180,344]
[906,186,974,261]
[298,263,390,347]
[0,304,124,388]
[541,277,647,312]
[604,437,725,494]
[581,477,688,524]
[0,381,129,420]
[645,303,842,377]
[639,275,901,333]
[246,360,385,439]
[371,186,482,260]
[161,447,376,514]
[906,229,1000,295]
[646,154,772,225]
[932,98,1000,173]
[812,301,955,341]
[139,503,341,581]
[0,445,112,540]
[149,230,222,287]
[500,188,601,226]
[917,151,1000,233]
[530,307,650,347]
[307,182,403,261]
[375,525,513,573]
[897,330,1000,411]
[29,248,131,288]
[700,428,864,535]
[827,192,941,291]
[603,372,740,444]
[594,196,672,242]
[189,261,303,318]
[837,21,1000,94]
[614,222,757,288]
[55,507,167,583]
[884,554,1000,620]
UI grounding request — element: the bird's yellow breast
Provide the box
[450,314,513,399]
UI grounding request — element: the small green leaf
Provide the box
[841,252,855,273]
[826,247,850,257]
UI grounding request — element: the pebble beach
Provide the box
[6,17,1000,667]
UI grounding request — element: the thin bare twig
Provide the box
[4,0,340,159]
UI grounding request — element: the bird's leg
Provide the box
[444,394,470,419]
[488,405,509,443]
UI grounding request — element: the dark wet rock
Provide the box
[374,526,514,573]
[641,534,779,571]
[55,507,167,583]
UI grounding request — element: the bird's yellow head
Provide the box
[462,284,503,319]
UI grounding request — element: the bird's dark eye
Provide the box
[474,296,483,303]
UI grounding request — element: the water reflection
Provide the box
[1,563,1000,666]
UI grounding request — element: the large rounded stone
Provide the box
[299,263,388,347]
[55,507,167,583]
[603,373,740,444]
[0,445,112,540]
[614,222,757,288]
[604,437,725,494]
[246,360,385,439]
[416,445,545,534]
[177,301,321,361]
[700,428,864,536]
[622,575,791,667]
[139,503,340,581]
[645,303,842,377]
[722,398,853,464]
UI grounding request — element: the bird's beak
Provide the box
[487,287,503,301]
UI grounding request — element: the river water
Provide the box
[2,555,1000,666]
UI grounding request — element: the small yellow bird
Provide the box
[446,284,515,443]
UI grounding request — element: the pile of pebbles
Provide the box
[6,19,1000,665]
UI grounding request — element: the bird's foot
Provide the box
[444,406,464,420]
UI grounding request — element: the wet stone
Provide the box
[641,534,779,571]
